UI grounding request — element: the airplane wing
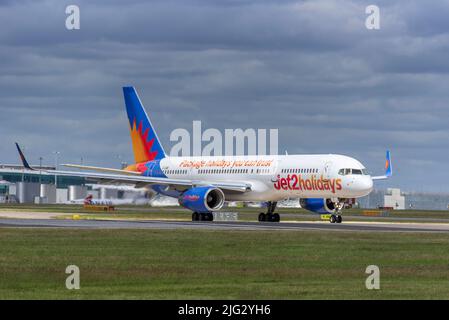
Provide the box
[61,164,141,176]
[372,150,392,180]
[52,169,252,193]
[15,143,251,193]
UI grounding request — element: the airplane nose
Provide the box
[350,176,373,197]
[365,177,374,192]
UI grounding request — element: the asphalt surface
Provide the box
[1,218,449,233]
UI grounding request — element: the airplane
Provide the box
[15,86,392,223]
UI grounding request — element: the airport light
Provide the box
[115,154,127,169]
[39,157,43,185]
[53,151,60,188]
[21,146,26,183]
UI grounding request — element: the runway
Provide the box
[1,218,449,233]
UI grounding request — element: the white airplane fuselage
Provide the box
[149,154,373,202]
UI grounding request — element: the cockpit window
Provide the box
[352,169,362,175]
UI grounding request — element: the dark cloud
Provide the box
[0,0,448,192]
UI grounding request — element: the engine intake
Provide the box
[179,186,225,213]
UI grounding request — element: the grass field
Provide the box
[1,228,449,299]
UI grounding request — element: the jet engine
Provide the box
[178,186,225,213]
[299,198,337,214]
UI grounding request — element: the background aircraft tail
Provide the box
[123,87,166,163]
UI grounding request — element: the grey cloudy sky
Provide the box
[1,0,448,192]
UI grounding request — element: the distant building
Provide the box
[0,164,86,204]
[384,188,405,210]
[359,188,449,211]
[0,164,85,188]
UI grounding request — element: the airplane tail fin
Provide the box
[123,87,166,163]
[15,143,34,170]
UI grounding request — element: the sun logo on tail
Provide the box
[130,119,159,162]
[123,86,166,163]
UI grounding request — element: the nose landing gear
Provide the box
[258,201,280,222]
[330,214,342,223]
[330,201,344,223]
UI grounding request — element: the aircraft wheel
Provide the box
[207,212,214,221]
[273,213,280,223]
[258,213,266,222]
[330,215,337,224]
[336,215,342,223]
[192,212,199,221]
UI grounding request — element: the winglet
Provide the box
[15,143,34,170]
[371,150,392,181]
[385,150,392,177]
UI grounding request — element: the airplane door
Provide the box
[272,158,281,182]
[324,161,333,180]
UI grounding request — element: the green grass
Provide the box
[0,228,449,299]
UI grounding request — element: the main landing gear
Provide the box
[192,212,214,222]
[329,214,343,224]
[258,201,280,223]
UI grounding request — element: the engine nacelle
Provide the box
[299,198,337,214]
[178,186,225,213]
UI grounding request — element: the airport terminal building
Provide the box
[0,164,151,205]
[0,164,85,187]
[0,164,86,204]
